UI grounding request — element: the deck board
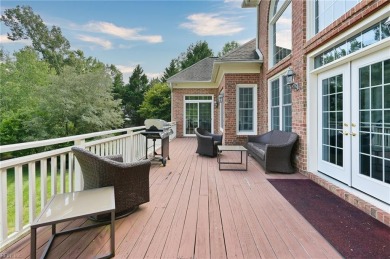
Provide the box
[3,138,341,259]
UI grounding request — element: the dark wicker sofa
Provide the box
[245,130,298,173]
[72,147,151,219]
[194,128,223,157]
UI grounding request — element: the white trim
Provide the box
[183,94,214,137]
[307,9,390,174]
[307,7,390,60]
[267,69,292,132]
[236,84,258,135]
[268,0,292,68]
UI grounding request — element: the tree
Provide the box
[1,5,71,74]
[0,47,52,144]
[179,41,213,70]
[138,83,171,122]
[122,65,149,126]
[42,66,123,136]
[218,41,240,57]
[161,59,179,82]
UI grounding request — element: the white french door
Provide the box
[318,48,390,203]
[184,96,213,136]
[318,63,352,184]
[351,49,390,203]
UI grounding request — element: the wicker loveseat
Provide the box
[195,128,223,157]
[72,147,151,219]
[245,130,298,173]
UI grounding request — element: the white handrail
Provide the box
[0,122,177,249]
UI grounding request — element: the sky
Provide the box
[0,0,257,81]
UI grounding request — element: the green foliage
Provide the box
[122,65,149,126]
[0,48,52,144]
[1,5,71,74]
[0,49,123,146]
[138,82,171,122]
[162,59,179,82]
[218,41,240,57]
[42,66,124,136]
[179,41,213,70]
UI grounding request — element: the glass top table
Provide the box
[31,186,116,259]
[217,145,248,171]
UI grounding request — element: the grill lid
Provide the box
[145,119,168,130]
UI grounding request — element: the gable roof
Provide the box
[167,39,261,83]
[167,57,218,83]
[217,38,259,62]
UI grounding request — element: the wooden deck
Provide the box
[3,138,341,258]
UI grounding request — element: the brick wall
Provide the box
[257,0,307,172]
[223,73,261,145]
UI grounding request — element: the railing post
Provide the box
[74,139,85,191]
[0,169,7,242]
[127,129,133,163]
[28,162,36,223]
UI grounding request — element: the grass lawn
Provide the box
[6,166,71,235]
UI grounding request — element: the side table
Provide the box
[31,186,115,259]
[217,145,248,171]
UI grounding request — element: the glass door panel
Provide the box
[199,103,212,132]
[184,97,213,136]
[185,103,198,135]
[352,53,390,203]
[318,63,351,184]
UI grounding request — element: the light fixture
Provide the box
[285,67,299,91]
[218,93,224,104]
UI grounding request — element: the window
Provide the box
[269,0,292,66]
[270,75,292,132]
[314,19,390,68]
[315,0,360,34]
[236,84,257,135]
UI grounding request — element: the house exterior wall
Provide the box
[222,73,261,145]
[255,0,389,225]
[172,88,219,138]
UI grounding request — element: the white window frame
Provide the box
[307,0,361,39]
[219,91,224,132]
[268,71,292,132]
[236,84,258,135]
[268,0,292,68]
[183,94,214,137]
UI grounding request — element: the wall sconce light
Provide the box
[218,93,224,104]
[285,67,299,91]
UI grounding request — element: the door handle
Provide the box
[338,131,349,136]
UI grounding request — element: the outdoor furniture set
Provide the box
[31,147,151,258]
[195,128,298,173]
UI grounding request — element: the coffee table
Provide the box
[31,186,115,259]
[217,145,248,171]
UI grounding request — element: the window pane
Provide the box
[238,87,254,132]
[273,3,292,64]
[315,0,360,33]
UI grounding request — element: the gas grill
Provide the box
[141,119,171,166]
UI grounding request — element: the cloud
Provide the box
[0,34,30,45]
[180,13,243,36]
[77,35,112,49]
[82,21,163,43]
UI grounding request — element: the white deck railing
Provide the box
[0,122,176,249]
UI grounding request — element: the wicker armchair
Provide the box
[195,128,223,157]
[71,147,151,219]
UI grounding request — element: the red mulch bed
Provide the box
[268,179,390,259]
